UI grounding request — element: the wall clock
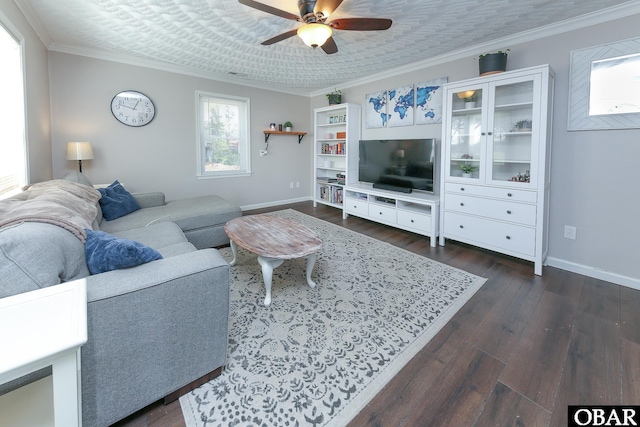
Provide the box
[110,90,155,127]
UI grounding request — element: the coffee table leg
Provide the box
[229,240,238,266]
[257,256,284,306]
[306,253,317,288]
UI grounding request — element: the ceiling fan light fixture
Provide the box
[297,23,332,48]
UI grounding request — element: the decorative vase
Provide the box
[464,102,476,109]
[328,94,341,105]
[479,52,508,76]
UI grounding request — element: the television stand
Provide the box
[342,183,440,247]
[372,183,413,193]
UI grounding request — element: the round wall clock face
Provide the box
[110,90,155,127]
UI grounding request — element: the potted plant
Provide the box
[463,93,478,109]
[478,49,509,76]
[458,162,478,178]
[326,89,342,105]
[514,119,532,132]
[284,121,293,132]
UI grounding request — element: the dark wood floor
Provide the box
[114,201,640,427]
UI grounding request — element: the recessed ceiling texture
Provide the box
[14,0,640,94]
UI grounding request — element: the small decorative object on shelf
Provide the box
[284,121,293,132]
[270,123,276,130]
[326,89,342,105]
[462,93,478,109]
[458,162,478,178]
[478,49,509,76]
[513,119,532,132]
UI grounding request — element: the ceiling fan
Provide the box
[238,0,392,54]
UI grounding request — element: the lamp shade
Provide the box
[66,142,94,161]
[456,90,476,99]
[297,23,332,48]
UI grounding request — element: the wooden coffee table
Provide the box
[224,214,323,306]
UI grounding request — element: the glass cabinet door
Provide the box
[487,75,539,186]
[447,86,485,180]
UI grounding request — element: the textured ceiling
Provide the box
[15,0,639,94]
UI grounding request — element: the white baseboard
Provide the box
[239,196,312,212]
[545,257,640,291]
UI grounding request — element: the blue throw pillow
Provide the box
[85,229,162,274]
[98,180,140,220]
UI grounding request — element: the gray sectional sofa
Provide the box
[0,172,242,426]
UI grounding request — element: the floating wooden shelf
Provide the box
[264,130,307,144]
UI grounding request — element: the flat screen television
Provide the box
[358,138,436,193]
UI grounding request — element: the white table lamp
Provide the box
[66,142,94,173]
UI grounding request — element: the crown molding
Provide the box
[48,42,308,97]
[13,0,52,47]
[311,0,640,97]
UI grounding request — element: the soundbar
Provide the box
[372,183,413,193]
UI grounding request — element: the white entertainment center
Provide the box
[342,183,440,247]
[313,103,440,247]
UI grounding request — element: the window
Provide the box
[589,53,640,116]
[0,22,26,199]
[568,36,640,130]
[197,91,251,177]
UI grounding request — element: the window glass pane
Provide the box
[198,92,250,177]
[0,24,26,199]
[589,53,640,116]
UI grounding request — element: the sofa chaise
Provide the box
[0,173,242,426]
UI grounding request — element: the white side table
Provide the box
[0,279,88,427]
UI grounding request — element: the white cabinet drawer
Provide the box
[397,210,431,233]
[344,197,368,215]
[369,204,396,223]
[444,212,535,256]
[444,182,537,203]
[444,194,537,226]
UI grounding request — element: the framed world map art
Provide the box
[415,77,447,125]
[388,85,414,127]
[364,90,388,128]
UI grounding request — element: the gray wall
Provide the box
[311,14,640,283]
[49,52,312,208]
[0,0,51,183]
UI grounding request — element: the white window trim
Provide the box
[195,90,252,179]
[0,12,29,199]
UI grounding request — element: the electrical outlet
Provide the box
[564,225,577,240]
[296,182,300,188]
[289,182,294,189]
[259,149,267,156]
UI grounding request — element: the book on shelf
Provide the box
[317,177,338,184]
[318,185,343,204]
[320,142,346,155]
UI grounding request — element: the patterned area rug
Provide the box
[180,209,486,427]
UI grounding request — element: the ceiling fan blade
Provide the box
[314,0,344,17]
[238,0,300,21]
[329,18,392,31]
[321,36,338,54]
[261,29,299,45]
